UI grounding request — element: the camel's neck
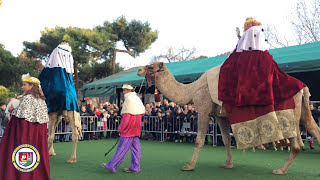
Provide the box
[155,68,193,105]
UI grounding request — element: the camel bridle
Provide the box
[144,64,164,88]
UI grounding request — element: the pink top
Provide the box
[118,113,143,137]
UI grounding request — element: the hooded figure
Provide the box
[218,17,306,149]
[38,43,79,113]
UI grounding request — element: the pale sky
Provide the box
[0,0,299,69]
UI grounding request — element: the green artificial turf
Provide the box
[50,139,320,180]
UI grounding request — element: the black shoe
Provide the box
[310,147,315,150]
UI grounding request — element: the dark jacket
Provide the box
[0,109,6,127]
[163,114,174,132]
[174,112,184,131]
[311,108,319,124]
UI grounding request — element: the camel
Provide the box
[39,43,82,163]
[48,110,81,163]
[137,62,320,175]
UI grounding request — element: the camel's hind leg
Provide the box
[216,116,233,169]
[272,89,306,174]
[181,92,213,171]
[300,87,320,145]
[272,135,302,175]
[65,111,79,163]
[48,112,60,156]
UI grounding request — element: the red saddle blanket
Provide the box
[218,50,305,149]
[218,50,305,106]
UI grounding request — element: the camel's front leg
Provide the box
[182,97,213,171]
[182,113,210,171]
[216,116,233,169]
[66,111,79,163]
[272,136,301,175]
[48,112,59,156]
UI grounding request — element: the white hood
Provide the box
[236,26,269,52]
[121,92,145,115]
[44,46,74,74]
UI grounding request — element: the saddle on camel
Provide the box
[218,17,306,149]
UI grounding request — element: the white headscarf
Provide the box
[44,44,74,74]
[121,92,145,115]
[236,26,269,52]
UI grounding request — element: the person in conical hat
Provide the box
[0,73,51,180]
[102,84,145,173]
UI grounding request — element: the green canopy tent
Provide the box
[83,41,320,100]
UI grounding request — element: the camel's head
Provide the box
[137,62,165,77]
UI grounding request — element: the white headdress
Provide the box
[236,26,268,52]
[44,42,74,74]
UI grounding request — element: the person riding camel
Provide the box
[218,17,306,149]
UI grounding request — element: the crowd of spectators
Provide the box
[1,96,320,148]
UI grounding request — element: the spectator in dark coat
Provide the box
[0,103,6,137]
[205,119,214,145]
[310,104,319,124]
[80,106,90,140]
[87,105,96,140]
[163,110,174,141]
[152,112,162,141]
[174,108,184,142]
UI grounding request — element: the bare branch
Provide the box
[264,25,287,48]
[151,46,197,63]
[291,0,320,43]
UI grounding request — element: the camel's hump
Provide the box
[205,65,223,106]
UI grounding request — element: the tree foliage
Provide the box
[22,16,157,89]
[0,85,17,104]
[109,16,158,57]
[23,26,115,64]
[78,61,123,87]
[0,45,39,90]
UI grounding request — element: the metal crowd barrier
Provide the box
[50,115,320,146]
[52,115,215,145]
[0,116,318,147]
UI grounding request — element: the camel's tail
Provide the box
[301,87,320,145]
[301,87,313,126]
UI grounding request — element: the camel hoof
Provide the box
[66,158,77,163]
[181,165,194,171]
[221,163,233,169]
[49,152,56,156]
[272,169,285,175]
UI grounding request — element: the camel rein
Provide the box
[154,70,157,91]
[144,65,159,89]
[104,138,120,157]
